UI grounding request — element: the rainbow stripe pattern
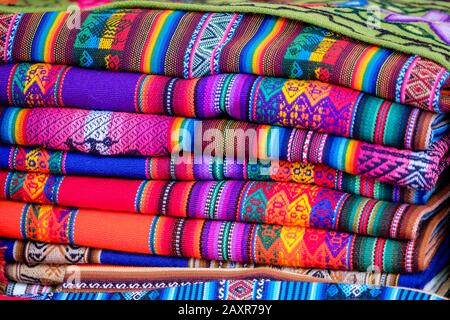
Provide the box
[0,63,446,150]
[0,145,435,204]
[0,9,448,112]
[0,106,447,190]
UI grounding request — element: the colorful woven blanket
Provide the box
[1,63,448,150]
[0,8,448,113]
[0,199,447,273]
[2,237,448,290]
[1,170,448,239]
[0,0,448,301]
[0,145,438,204]
[2,282,53,297]
[9,279,445,301]
[1,107,448,190]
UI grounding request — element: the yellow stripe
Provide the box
[367,201,382,235]
[310,37,336,62]
[44,12,66,62]
[252,20,285,74]
[169,117,186,153]
[142,11,173,74]
[257,125,271,160]
[353,46,379,90]
[15,109,28,145]
[345,140,359,174]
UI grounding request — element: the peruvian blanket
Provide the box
[0,145,439,204]
[1,237,448,291]
[2,276,447,299]
[0,107,448,190]
[0,199,447,273]
[0,0,449,301]
[0,63,448,151]
[4,279,446,301]
[1,237,448,292]
[0,8,448,113]
[1,170,448,239]
[2,282,53,297]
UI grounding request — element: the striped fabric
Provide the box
[1,170,448,239]
[0,3,448,301]
[13,279,445,300]
[0,200,447,273]
[0,9,448,112]
[0,63,447,150]
[0,107,448,190]
[0,145,437,204]
[3,237,448,290]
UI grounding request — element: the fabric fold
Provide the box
[1,170,448,240]
[2,282,53,297]
[1,63,448,150]
[0,200,447,273]
[0,145,437,204]
[0,0,449,302]
[1,106,448,190]
[9,279,446,300]
[0,9,448,112]
[2,236,448,291]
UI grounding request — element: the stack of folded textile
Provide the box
[0,0,449,301]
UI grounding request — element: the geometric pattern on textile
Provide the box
[2,170,447,240]
[1,63,444,150]
[0,107,448,190]
[0,145,435,204]
[0,9,448,112]
[15,279,445,300]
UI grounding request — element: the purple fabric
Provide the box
[61,67,139,111]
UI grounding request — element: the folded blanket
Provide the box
[423,267,450,298]
[0,200,447,272]
[1,257,445,294]
[1,63,447,150]
[0,1,449,66]
[11,279,446,300]
[1,279,200,296]
[0,263,348,286]
[0,244,5,286]
[0,0,448,302]
[2,282,53,297]
[1,238,189,267]
[1,107,448,190]
[2,170,448,239]
[2,278,202,295]
[3,270,446,297]
[0,145,437,204]
[0,9,448,113]
[2,236,448,291]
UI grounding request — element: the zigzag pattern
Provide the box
[0,14,14,62]
[189,13,235,78]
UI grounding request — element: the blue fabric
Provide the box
[14,280,445,300]
[0,237,189,267]
[64,152,148,179]
[99,250,189,267]
[0,238,16,263]
[397,236,450,289]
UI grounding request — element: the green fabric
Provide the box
[0,0,71,11]
[1,0,449,69]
